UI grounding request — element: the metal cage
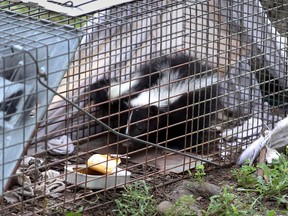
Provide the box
[0,0,287,215]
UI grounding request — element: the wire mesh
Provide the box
[0,0,287,215]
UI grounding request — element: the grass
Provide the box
[205,187,250,216]
[232,155,288,202]
[229,154,288,214]
[165,195,198,216]
[203,154,288,215]
[194,164,206,183]
[114,180,157,216]
[65,207,83,216]
[114,154,288,215]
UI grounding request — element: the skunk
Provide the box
[90,53,220,150]
[87,55,204,125]
[124,54,220,150]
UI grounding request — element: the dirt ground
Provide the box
[65,164,237,215]
[3,158,287,215]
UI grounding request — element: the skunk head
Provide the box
[126,105,159,137]
[125,105,166,150]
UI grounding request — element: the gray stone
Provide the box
[157,201,173,216]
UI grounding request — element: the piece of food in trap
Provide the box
[64,163,131,189]
[87,154,121,174]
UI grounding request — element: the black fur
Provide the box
[126,84,218,151]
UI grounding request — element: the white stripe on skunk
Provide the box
[109,79,140,100]
[130,70,219,108]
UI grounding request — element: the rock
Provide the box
[164,195,202,216]
[166,180,221,215]
[169,181,193,202]
[186,181,222,198]
[157,201,172,215]
[169,180,221,202]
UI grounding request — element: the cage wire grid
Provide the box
[0,0,287,215]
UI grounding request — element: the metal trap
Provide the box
[0,10,82,195]
[0,0,287,215]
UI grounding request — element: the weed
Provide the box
[114,180,157,216]
[194,164,206,183]
[165,195,198,216]
[231,164,257,188]
[232,154,288,213]
[256,156,288,206]
[205,187,249,216]
[65,207,83,216]
[266,210,275,216]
